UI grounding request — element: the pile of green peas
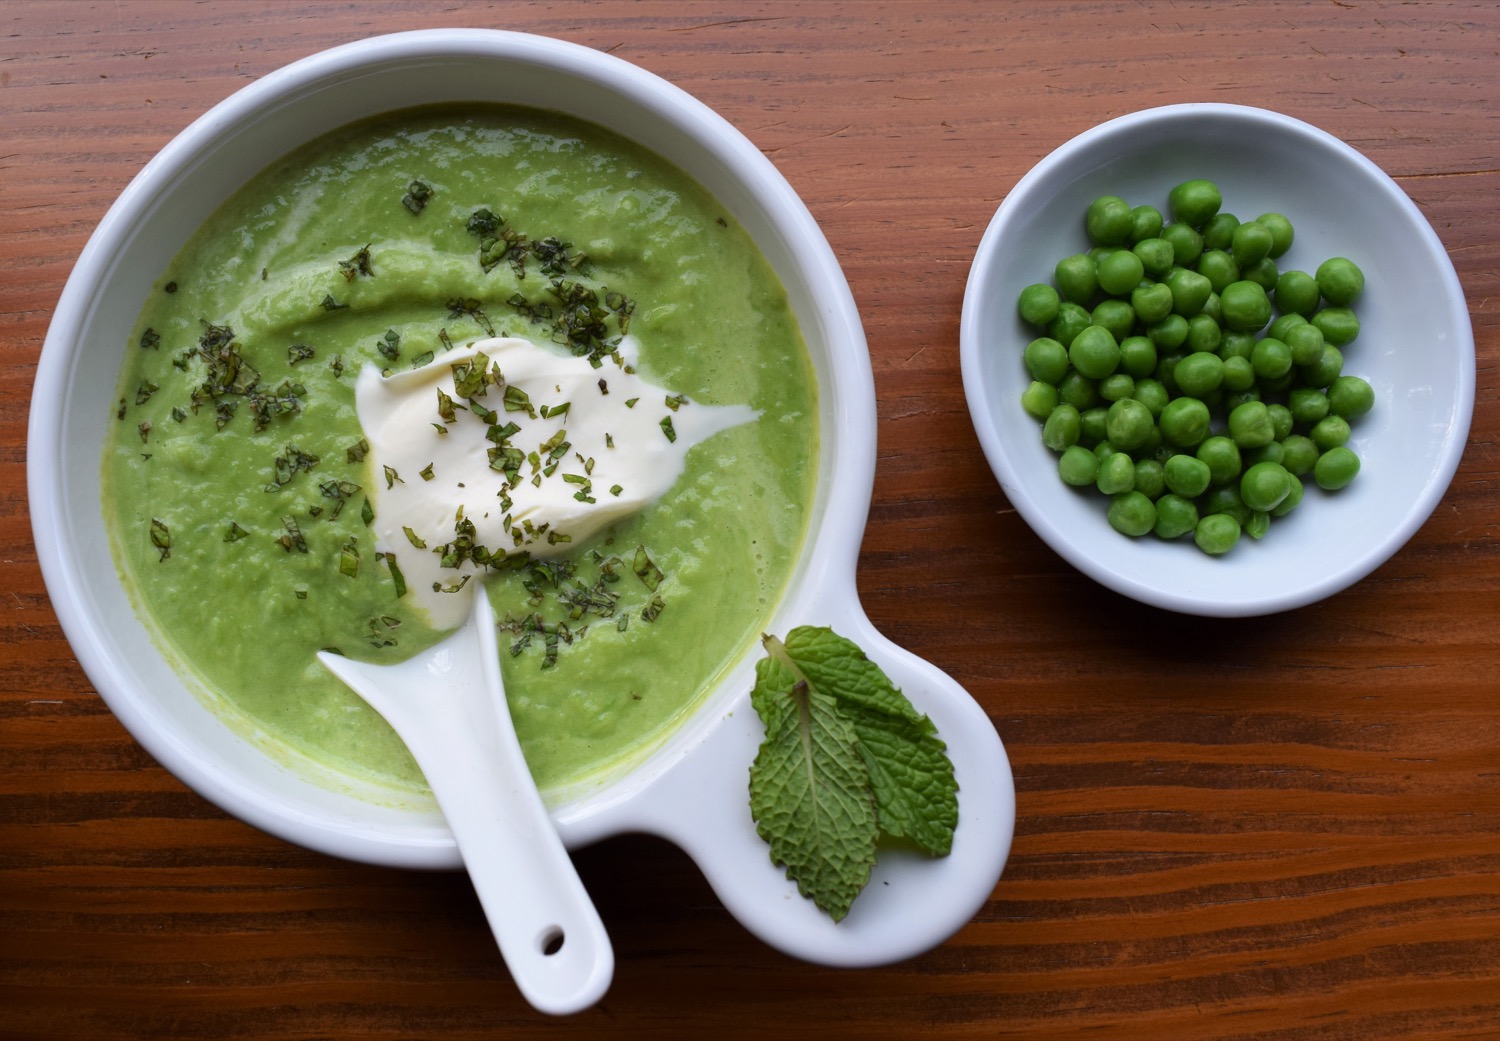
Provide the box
[1017,178,1372,555]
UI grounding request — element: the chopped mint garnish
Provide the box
[385,552,407,598]
[339,245,373,281]
[338,537,360,578]
[149,518,171,561]
[402,180,432,215]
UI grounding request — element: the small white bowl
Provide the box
[961,103,1475,617]
[30,30,1013,968]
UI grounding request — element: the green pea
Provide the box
[1057,371,1100,410]
[1194,512,1242,555]
[1096,249,1145,296]
[1153,493,1200,539]
[1142,425,1164,456]
[1164,453,1212,498]
[1250,337,1293,380]
[1202,484,1251,526]
[1108,490,1158,536]
[1311,306,1360,347]
[1328,375,1374,418]
[1055,253,1099,304]
[1133,459,1166,499]
[1267,403,1294,441]
[1298,344,1344,388]
[1086,195,1135,247]
[1185,313,1222,354]
[1147,313,1190,350]
[1280,435,1319,476]
[1310,414,1352,451]
[1197,249,1240,293]
[1132,377,1170,418]
[1274,269,1320,316]
[1018,283,1062,326]
[1094,439,1120,462]
[1230,220,1274,265]
[1197,435,1242,486]
[1023,337,1069,384]
[1155,353,1183,394]
[1099,372,1135,402]
[1316,256,1364,306]
[1068,325,1120,380]
[1160,396,1211,448]
[1096,451,1136,495]
[1244,510,1272,540]
[1222,387,1261,412]
[1091,298,1137,342]
[1219,279,1272,332]
[1240,257,1279,291]
[1047,301,1092,347]
[1042,403,1082,451]
[1079,407,1109,446]
[1200,291,1222,326]
[1119,335,1159,378]
[1168,178,1222,228]
[1166,267,1213,316]
[1271,474,1304,517]
[1130,281,1175,325]
[1221,354,1256,392]
[1105,398,1156,451]
[1314,445,1361,490]
[1267,312,1306,342]
[1201,212,1241,252]
[1219,331,1256,360]
[1129,204,1164,243]
[1158,358,1182,399]
[1242,441,1285,467]
[1284,322,1325,366]
[1227,400,1275,449]
[1255,212,1295,258]
[1262,369,1296,395]
[1240,460,1292,512]
[1021,380,1059,420]
[1174,352,1224,397]
[1161,222,1204,267]
[1058,444,1100,486]
[1132,237,1175,278]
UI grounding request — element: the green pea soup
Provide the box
[103,105,820,796]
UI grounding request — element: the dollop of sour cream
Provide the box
[355,336,757,629]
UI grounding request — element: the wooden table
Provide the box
[4,3,1497,1038]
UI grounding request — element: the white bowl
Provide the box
[30,30,1013,967]
[961,103,1475,617]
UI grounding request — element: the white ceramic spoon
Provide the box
[316,592,613,1016]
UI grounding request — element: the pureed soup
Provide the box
[103,105,819,796]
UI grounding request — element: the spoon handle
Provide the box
[319,594,613,1014]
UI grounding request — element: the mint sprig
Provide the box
[748,626,959,921]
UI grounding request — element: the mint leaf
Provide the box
[748,626,959,920]
[781,627,958,856]
[849,708,958,856]
[749,649,877,921]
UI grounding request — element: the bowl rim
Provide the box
[959,101,1477,617]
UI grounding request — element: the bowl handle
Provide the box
[607,606,1015,967]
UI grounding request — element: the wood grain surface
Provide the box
[3,2,1498,1038]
